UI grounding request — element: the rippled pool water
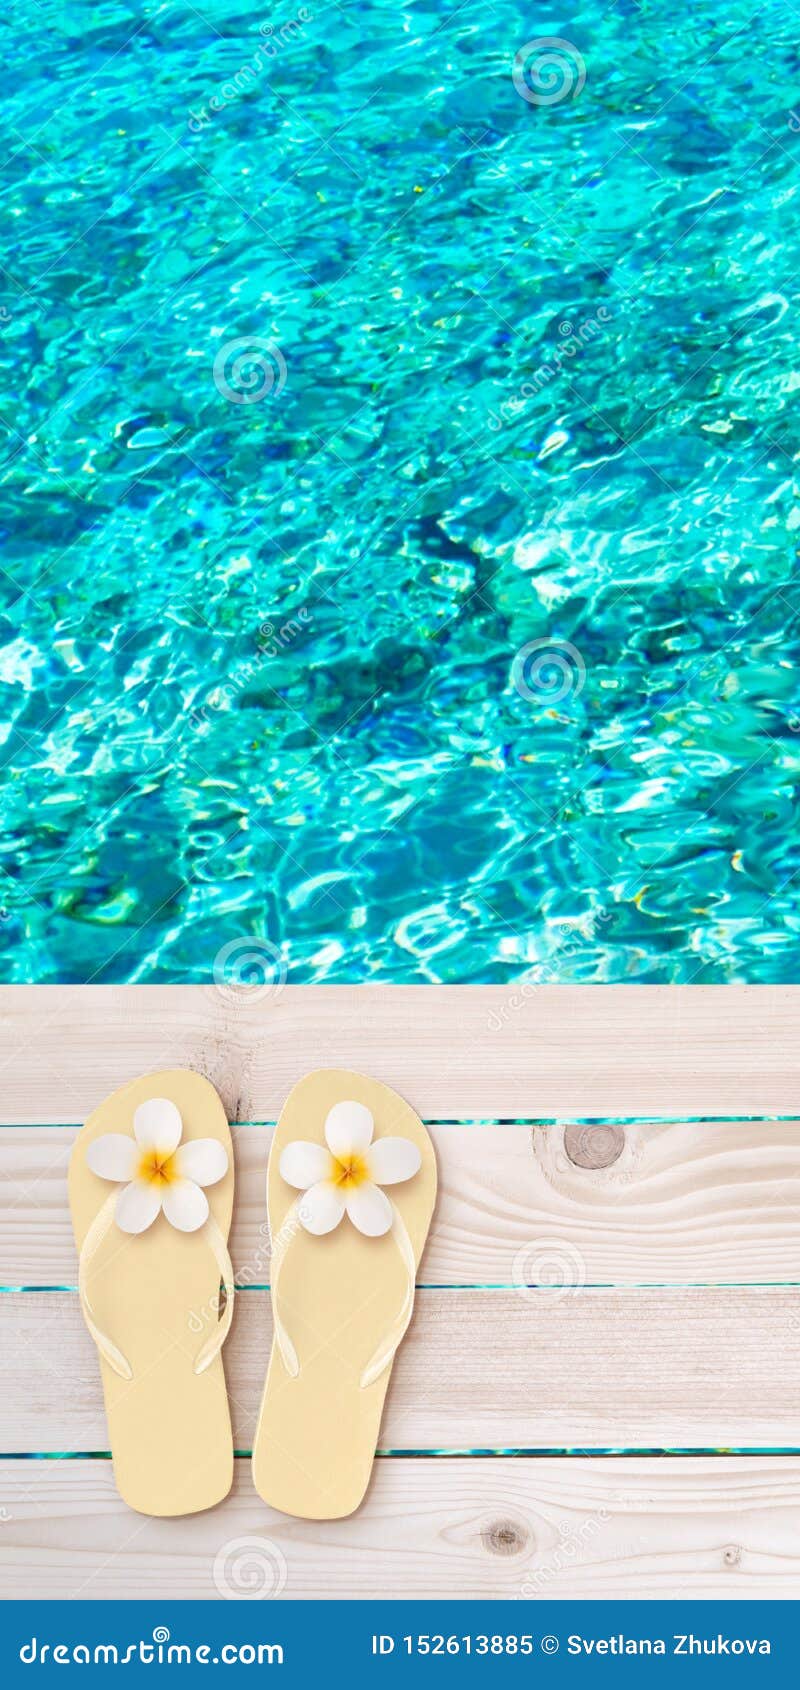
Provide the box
[1,0,800,984]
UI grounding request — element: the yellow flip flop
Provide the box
[252,1069,437,1520]
[69,1069,235,1517]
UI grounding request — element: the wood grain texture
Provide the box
[1,986,799,1121]
[5,1120,800,1287]
[2,1457,800,1599]
[2,986,799,1600]
[3,1288,800,1454]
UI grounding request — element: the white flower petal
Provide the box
[115,1179,163,1235]
[366,1136,422,1186]
[298,1180,346,1236]
[162,1179,209,1233]
[345,1181,393,1237]
[173,1138,228,1187]
[324,1099,374,1159]
[133,1096,182,1155]
[87,1134,138,1182]
[280,1140,334,1190]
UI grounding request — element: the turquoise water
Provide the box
[1,0,800,985]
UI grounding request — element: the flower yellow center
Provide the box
[331,1152,369,1189]
[137,1147,178,1186]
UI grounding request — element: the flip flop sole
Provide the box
[69,1069,234,1517]
[252,1068,437,1520]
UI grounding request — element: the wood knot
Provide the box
[481,1519,529,1558]
[564,1123,625,1169]
[723,1544,742,1568]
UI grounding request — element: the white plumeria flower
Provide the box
[279,1099,421,1237]
[86,1097,228,1235]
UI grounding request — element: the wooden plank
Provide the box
[5,1120,800,1288]
[1,987,799,1121]
[3,1288,799,1453]
[2,1456,800,1599]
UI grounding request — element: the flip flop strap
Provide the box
[268,1197,303,1378]
[78,1196,235,1380]
[359,1207,416,1388]
[270,1198,416,1389]
[192,1212,236,1375]
[78,1192,133,1380]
